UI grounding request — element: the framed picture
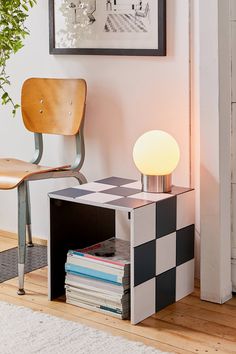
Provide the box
[49,0,166,56]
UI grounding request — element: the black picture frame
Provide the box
[49,0,166,56]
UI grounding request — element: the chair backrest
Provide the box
[21,78,87,136]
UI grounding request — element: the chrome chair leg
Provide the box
[17,264,25,295]
[73,171,87,184]
[17,182,27,295]
[26,182,34,247]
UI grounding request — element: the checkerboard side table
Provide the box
[48,176,195,325]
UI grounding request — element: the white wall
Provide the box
[190,0,200,279]
[198,0,232,303]
[0,0,191,239]
[230,0,236,291]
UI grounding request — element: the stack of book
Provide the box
[65,237,130,319]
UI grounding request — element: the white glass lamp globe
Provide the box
[133,130,180,192]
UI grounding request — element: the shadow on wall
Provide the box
[83,83,128,178]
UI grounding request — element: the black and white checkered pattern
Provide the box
[50,177,194,324]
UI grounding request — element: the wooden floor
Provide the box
[0,233,236,354]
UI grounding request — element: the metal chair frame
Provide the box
[17,120,87,295]
[0,78,87,295]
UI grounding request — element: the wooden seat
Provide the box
[0,158,70,190]
[0,78,87,295]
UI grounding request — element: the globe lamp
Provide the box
[133,130,180,193]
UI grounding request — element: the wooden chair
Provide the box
[0,78,87,295]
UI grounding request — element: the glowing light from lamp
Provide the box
[133,130,180,176]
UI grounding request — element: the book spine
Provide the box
[65,263,123,284]
[66,270,127,286]
[65,273,130,291]
[66,290,124,310]
[67,255,126,275]
[65,281,124,297]
[66,295,122,314]
[68,250,128,268]
[65,285,128,303]
[66,297,124,319]
[65,274,129,293]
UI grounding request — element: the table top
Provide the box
[49,176,192,212]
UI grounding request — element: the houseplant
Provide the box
[0,0,36,116]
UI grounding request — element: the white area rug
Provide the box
[0,301,172,354]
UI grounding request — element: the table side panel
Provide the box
[49,198,115,300]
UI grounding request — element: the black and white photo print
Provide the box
[49,0,166,56]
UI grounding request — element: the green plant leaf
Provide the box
[0,0,37,116]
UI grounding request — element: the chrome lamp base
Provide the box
[141,174,172,193]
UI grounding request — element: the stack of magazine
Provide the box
[65,237,130,319]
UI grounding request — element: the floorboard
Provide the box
[1,234,236,354]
